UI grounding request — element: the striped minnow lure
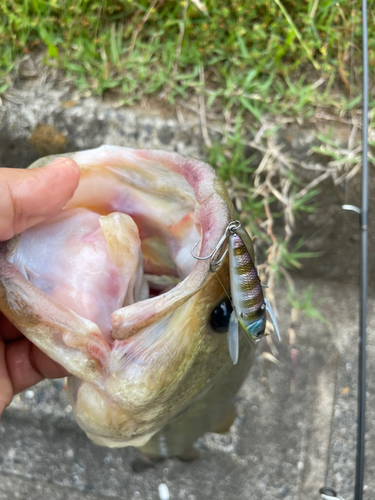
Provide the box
[192,220,280,364]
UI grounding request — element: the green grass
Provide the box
[0,0,373,113]
[288,285,327,323]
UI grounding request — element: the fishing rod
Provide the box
[320,1,369,499]
[354,0,369,497]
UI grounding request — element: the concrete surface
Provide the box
[0,85,373,500]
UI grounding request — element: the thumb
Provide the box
[0,157,80,241]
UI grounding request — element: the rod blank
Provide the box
[354,1,369,499]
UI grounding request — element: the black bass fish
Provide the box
[0,146,257,458]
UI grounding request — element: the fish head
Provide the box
[0,146,255,448]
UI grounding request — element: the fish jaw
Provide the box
[0,146,256,448]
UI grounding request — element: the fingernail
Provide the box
[43,157,80,179]
[47,157,71,168]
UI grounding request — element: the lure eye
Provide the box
[246,319,266,339]
[210,298,233,333]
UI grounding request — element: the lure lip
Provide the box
[228,310,239,364]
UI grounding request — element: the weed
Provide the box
[288,285,327,324]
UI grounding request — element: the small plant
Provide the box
[288,285,327,324]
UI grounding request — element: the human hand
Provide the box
[0,157,80,414]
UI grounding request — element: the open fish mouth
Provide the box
[5,146,231,339]
[0,146,255,450]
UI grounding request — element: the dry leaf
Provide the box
[262,352,280,365]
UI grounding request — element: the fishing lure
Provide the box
[192,221,280,364]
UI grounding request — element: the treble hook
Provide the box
[191,241,214,261]
[191,220,241,272]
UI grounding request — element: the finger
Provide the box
[0,339,13,415]
[5,338,69,395]
[0,158,80,241]
[0,313,22,342]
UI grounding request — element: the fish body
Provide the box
[0,146,257,458]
